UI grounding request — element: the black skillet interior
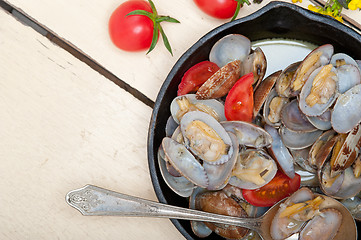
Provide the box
[148,1,361,239]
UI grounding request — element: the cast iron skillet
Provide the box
[148,1,361,239]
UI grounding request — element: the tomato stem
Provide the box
[231,0,251,22]
[126,0,180,55]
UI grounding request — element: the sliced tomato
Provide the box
[224,72,254,122]
[177,61,219,96]
[242,171,301,207]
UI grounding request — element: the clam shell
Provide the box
[209,34,251,68]
[281,99,318,132]
[180,111,233,164]
[331,53,360,70]
[276,61,301,97]
[189,187,212,238]
[279,125,323,150]
[306,110,332,131]
[203,132,238,190]
[263,88,289,127]
[291,44,334,95]
[158,145,195,197]
[299,66,338,117]
[229,149,277,190]
[162,137,209,188]
[299,209,342,240]
[336,64,361,94]
[170,94,226,123]
[241,47,267,88]
[221,120,273,148]
[253,70,281,117]
[196,60,241,100]
[308,129,337,170]
[332,84,361,133]
[264,124,295,178]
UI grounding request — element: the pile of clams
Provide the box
[158,34,361,239]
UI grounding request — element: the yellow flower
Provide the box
[307,4,343,22]
[292,0,302,3]
[349,0,361,10]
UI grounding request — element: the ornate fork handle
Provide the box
[66,185,262,232]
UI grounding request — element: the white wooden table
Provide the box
[1,0,360,239]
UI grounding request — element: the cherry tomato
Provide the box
[177,61,220,96]
[109,1,154,51]
[224,72,254,122]
[194,0,238,19]
[242,171,301,207]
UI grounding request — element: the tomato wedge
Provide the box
[242,171,301,207]
[224,72,254,122]
[177,61,219,96]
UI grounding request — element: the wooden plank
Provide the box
[0,8,183,240]
[3,0,333,102]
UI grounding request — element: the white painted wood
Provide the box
[4,0,346,102]
[0,8,183,240]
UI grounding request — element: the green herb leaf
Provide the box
[126,10,153,18]
[159,25,173,56]
[147,23,160,55]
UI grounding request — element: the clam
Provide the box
[270,187,315,240]
[306,110,332,131]
[241,47,267,88]
[229,149,277,190]
[331,53,361,70]
[162,137,209,188]
[221,120,273,148]
[275,61,301,97]
[196,60,241,100]
[290,147,317,174]
[290,44,334,95]
[253,70,281,117]
[189,187,212,238]
[209,34,251,68]
[263,89,289,127]
[265,124,295,178]
[336,64,361,94]
[299,208,342,240]
[195,191,250,239]
[203,132,238,190]
[170,94,226,123]
[157,146,195,197]
[165,115,178,137]
[180,111,233,164]
[299,64,338,117]
[281,99,318,132]
[279,125,323,150]
[308,129,337,170]
[332,84,361,133]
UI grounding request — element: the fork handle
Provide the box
[66,185,261,230]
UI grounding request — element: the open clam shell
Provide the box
[209,34,251,68]
[263,88,289,127]
[170,94,226,124]
[290,44,334,96]
[241,47,267,88]
[158,145,195,197]
[180,111,233,165]
[332,84,361,133]
[203,132,239,190]
[299,65,338,117]
[221,120,273,148]
[253,70,281,117]
[162,137,209,188]
[331,53,361,70]
[229,149,277,190]
[306,110,332,131]
[276,61,301,97]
